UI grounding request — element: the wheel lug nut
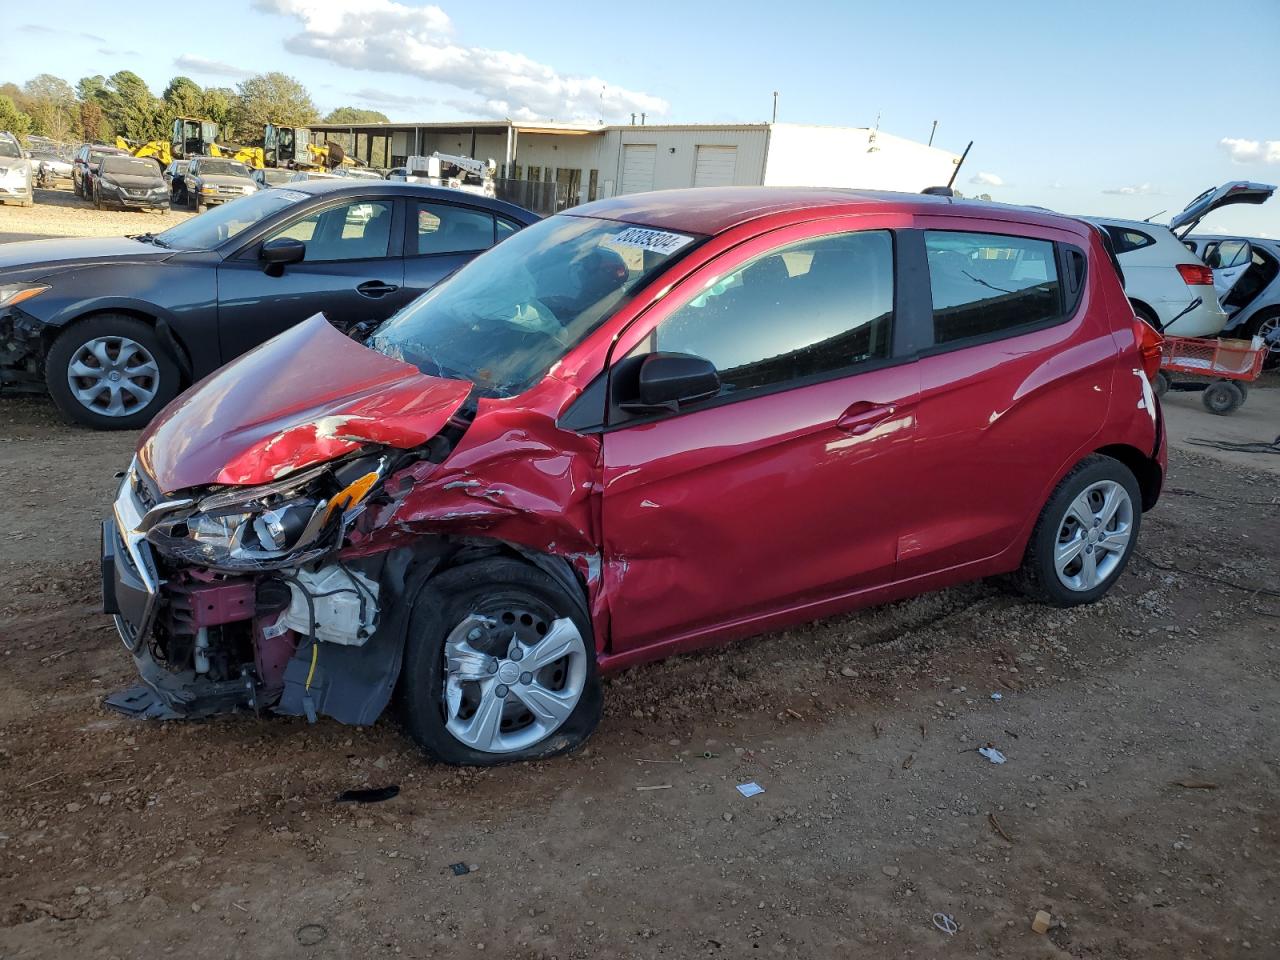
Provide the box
[467,628,483,641]
[487,659,498,674]
[519,672,532,685]
[494,684,508,698]
[510,646,523,662]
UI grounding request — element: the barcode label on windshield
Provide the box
[607,227,695,256]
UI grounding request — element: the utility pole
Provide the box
[772,91,779,124]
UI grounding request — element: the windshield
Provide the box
[370,215,702,397]
[155,188,309,249]
[198,159,251,178]
[0,140,24,159]
[101,156,161,177]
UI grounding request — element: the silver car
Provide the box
[0,132,34,207]
[1184,234,1280,356]
[184,157,257,212]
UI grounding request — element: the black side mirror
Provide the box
[261,237,305,267]
[621,352,721,413]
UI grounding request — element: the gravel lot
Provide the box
[1,200,1277,959]
[0,182,192,244]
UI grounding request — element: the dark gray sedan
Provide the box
[0,180,537,428]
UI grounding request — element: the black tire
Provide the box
[398,556,602,766]
[44,314,181,430]
[1153,371,1170,398]
[1202,380,1243,416]
[196,201,207,214]
[93,187,101,210]
[1012,454,1143,607]
[1246,310,1280,368]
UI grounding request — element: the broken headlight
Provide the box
[145,462,346,570]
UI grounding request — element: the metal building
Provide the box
[306,119,963,214]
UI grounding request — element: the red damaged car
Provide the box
[102,187,1167,764]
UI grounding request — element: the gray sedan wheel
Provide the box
[45,315,180,430]
[1051,480,1134,593]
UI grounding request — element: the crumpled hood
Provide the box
[139,315,473,494]
[0,236,171,274]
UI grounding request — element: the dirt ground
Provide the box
[0,182,191,244]
[1,198,1278,958]
[0,388,1277,960]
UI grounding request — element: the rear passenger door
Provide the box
[401,199,521,301]
[896,222,1110,579]
[600,217,920,653]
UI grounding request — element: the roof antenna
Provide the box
[1142,209,1166,222]
[928,120,937,146]
[772,91,779,124]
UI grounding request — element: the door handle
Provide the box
[356,281,400,298]
[836,401,896,435]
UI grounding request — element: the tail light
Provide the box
[1176,263,1214,286]
[1134,315,1164,381]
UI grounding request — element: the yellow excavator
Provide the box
[115,136,172,167]
[121,118,356,172]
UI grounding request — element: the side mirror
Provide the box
[622,352,721,413]
[261,237,305,266]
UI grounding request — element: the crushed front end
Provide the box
[102,450,411,725]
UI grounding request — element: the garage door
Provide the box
[694,145,737,187]
[621,144,656,194]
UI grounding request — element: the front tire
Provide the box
[399,557,602,766]
[45,314,180,430]
[1202,380,1244,416]
[1013,455,1142,606]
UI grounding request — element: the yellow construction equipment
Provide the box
[115,136,172,167]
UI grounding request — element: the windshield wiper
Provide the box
[132,232,169,248]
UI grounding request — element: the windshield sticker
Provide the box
[606,227,695,256]
[275,189,310,203]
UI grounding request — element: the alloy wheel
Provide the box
[66,336,161,418]
[442,601,587,755]
[1052,479,1134,592]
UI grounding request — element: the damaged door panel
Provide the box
[100,191,1168,766]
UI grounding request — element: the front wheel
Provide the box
[398,557,602,766]
[1202,380,1244,416]
[1013,455,1142,606]
[45,314,181,430]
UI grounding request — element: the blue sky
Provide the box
[4,0,1278,235]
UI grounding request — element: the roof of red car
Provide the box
[570,186,1076,236]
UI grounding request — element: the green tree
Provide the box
[23,74,76,142]
[0,95,33,138]
[76,75,108,105]
[162,76,206,119]
[102,70,163,143]
[229,73,317,138]
[323,106,390,125]
[202,87,235,133]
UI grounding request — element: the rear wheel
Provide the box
[1014,455,1142,606]
[399,557,602,766]
[45,314,180,430]
[1153,371,1170,397]
[1247,311,1280,367]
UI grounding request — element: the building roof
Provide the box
[567,186,1081,236]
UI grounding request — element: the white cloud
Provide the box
[969,171,1003,187]
[174,55,255,80]
[351,88,429,109]
[252,0,667,122]
[1102,183,1157,196]
[1219,137,1280,164]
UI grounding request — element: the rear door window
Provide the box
[924,231,1061,346]
[413,201,497,255]
[643,230,895,395]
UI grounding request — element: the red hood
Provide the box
[139,315,472,493]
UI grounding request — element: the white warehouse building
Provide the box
[307,118,964,213]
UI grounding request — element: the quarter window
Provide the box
[925,231,1061,345]
[645,231,894,395]
[1103,225,1155,254]
[267,200,393,262]
[414,201,497,255]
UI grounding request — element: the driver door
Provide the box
[216,196,406,362]
[599,216,919,654]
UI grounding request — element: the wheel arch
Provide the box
[46,305,195,388]
[1127,296,1158,324]
[1094,442,1163,510]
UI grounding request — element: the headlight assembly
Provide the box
[143,456,388,571]
[0,283,50,309]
